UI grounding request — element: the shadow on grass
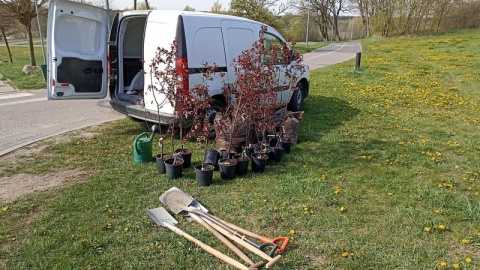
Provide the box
[299,95,360,143]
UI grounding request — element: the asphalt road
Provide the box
[0,40,361,156]
[0,85,124,156]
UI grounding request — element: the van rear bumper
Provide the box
[109,99,174,125]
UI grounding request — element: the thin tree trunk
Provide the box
[1,27,13,63]
[26,24,37,66]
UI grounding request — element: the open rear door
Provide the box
[47,0,108,99]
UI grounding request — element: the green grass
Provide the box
[0,46,46,89]
[1,29,480,269]
[294,41,329,54]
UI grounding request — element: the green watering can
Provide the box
[133,125,159,164]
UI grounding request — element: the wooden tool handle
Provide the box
[164,222,250,270]
[200,210,263,239]
[207,221,282,268]
[189,212,258,266]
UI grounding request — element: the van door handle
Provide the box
[83,68,93,74]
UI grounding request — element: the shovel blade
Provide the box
[160,187,209,221]
[145,207,178,227]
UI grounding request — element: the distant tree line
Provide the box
[1,0,479,66]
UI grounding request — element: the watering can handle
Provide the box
[134,132,149,154]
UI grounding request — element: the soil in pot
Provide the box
[194,164,215,186]
[174,149,193,168]
[164,158,183,179]
[251,153,268,173]
[233,154,250,176]
[218,159,237,180]
[156,154,172,174]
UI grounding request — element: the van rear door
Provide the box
[47,0,108,100]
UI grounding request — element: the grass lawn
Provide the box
[0,46,46,89]
[1,29,480,269]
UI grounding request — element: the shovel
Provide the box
[159,187,289,252]
[145,207,253,270]
[160,187,283,267]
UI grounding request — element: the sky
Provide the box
[109,0,232,11]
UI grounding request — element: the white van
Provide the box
[46,0,310,125]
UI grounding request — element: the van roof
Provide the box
[122,10,264,25]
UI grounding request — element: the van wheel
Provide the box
[207,99,225,124]
[287,82,304,112]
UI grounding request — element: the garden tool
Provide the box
[145,207,254,270]
[159,188,264,268]
[160,187,290,253]
[159,187,284,267]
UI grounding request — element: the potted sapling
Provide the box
[146,41,180,173]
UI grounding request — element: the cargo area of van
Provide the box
[113,15,147,104]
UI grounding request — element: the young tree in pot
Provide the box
[187,63,220,185]
[272,41,307,155]
[146,40,180,173]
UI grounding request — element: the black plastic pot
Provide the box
[218,159,237,180]
[260,147,274,162]
[273,147,283,162]
[164,158,183,179]
[175,149,192,168]
[233,155,250,176]
[251,153,268,173]
[244,147,256,159]
[281,141,291,154]
[204,150,220,170]
[155,154,171,174]
[195,164,214,186]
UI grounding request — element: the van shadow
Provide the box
[299,95,360,143]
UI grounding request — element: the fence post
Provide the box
[355,52,362,70]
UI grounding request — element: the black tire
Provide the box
[287,82,304,112]
[207,99,225,123]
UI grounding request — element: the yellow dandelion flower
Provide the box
[434,209,442,214]
[439,261,447,267]
[341,251,349,258]
[465,257,472,263]
[263,199,267,203]
[274,206,278,211]
[438,184,444,188]
[467,187,473,191]
[436,152,442,156]
[289,229,295,235]
[339,206,346,212]
[438,225,445,230]
[453,263,460,269]
[387,192,393,196]
[2,206,8,212]
[461,239,469,244]
[424,227,431,233]
[124,227,129,232]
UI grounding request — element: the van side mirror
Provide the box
[290,50,298,63]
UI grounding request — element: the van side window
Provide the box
[263,33,283,64]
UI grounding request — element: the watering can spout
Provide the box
[149,125,159,142]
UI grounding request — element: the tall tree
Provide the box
[0,0,48,66]
[183,5,195,11]
[229,0,292,27]
[0,4,15,62]
[210,0,225,13]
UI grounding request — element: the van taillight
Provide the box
[175,57,189,94]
